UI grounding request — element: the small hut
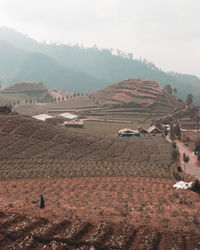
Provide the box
[148,125,161,135]
[118,128,134,137]
[138,127,148,134]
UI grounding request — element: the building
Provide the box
[118,128,135,137]
[58,112,78,120]
[33,114,53,121]
[147,125,161,134]
[132,130,140,136]
[138,127,148,134]
[64,120,84,128]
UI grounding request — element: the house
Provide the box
[0,106,12,114]
[64,120,84,128]
[118,128,134,137]
[138,127,148,134]
[147,125,161,134]
[33,114,53,121]
[58,112,78,120]
[46,116,65,126]
[132,130,140,136]
[162,124,170,131]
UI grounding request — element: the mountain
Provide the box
[0,27,200,102]
[0,40,109,93]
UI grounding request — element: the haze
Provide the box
[0,0,200,77]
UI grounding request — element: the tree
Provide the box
[186,94,193,107]
[40,195,45,209]
[183,153,189,163]
[173,88,177,96]
[164,84,172,94]
[170,123,181,140]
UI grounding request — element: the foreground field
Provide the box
[0,177,200,249]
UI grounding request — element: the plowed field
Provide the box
[0,177,200,249]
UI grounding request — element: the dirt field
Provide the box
[0,176,200,249]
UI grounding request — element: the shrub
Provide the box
[183,153,189,163]
[190,180,200,194]
[172,149,179,161]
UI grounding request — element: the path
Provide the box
[166,135,200,180]
[175,140,200,180]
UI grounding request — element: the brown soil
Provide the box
[0,176,200,249]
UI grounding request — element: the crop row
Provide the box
[0,212,199,249]
[0,158,173,180]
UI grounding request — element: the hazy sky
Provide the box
[0,0,200,77]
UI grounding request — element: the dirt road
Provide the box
[166,135,200,180]
[175,140,200,180]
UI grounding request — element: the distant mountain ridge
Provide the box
[0,27,200,102]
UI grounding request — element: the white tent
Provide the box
[33,114,53,121]
[58,112,77,120]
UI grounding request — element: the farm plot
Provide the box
[0,159,173,179]
[0,177,200,249]
[0,114,174,179]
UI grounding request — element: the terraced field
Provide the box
[0,114,173,179]
[0,177,200,249]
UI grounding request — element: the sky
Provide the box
[0,0,200,77]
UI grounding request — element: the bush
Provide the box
[183,153,189,163]
[190,180,200,194]
[172,149,179,161]
[172,141,177,149]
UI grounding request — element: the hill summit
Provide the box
[92,79,185,117]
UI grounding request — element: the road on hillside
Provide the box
[175,140,200,180]
[166,135,200,180]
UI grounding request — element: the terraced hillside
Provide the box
[91,79,185,117]
[0,82,70,104]
[0,114,173,179]
[0,177,200,249]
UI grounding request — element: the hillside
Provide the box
[87,79,185,118]
[0,113,200,248]
[0,27,200,102]
[0,40,109,92]
[0,82,71,104]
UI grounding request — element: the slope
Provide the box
[90,79,185,117]
[0,40,109,92]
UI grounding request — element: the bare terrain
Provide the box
[0,177,200,249]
